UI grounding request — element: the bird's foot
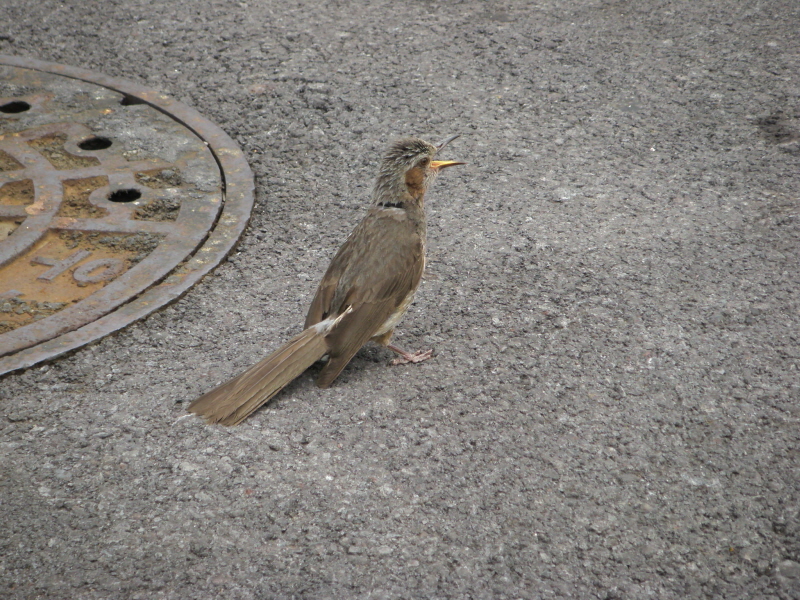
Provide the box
[388,344,434,365]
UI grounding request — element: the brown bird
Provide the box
[189,135,464,425]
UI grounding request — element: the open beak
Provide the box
[432,134,465,171]
[436,134,460,151]
[430,160,465,171]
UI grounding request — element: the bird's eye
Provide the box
[418,157,430,168]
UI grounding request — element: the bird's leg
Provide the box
[387,344,434,365]
[371,330,433,365]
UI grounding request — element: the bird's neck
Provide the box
[374,194,422,209]
[371,176,424,209]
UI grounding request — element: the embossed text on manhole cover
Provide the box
[0,56,254,375]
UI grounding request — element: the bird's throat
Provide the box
[372,170,425,208]
[404,166,425,196]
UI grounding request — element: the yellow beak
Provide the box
[430,160,466,171]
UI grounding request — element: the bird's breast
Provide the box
[373,246,425,338]
[374,287,418,338]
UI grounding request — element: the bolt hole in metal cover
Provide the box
[0,55,255,375]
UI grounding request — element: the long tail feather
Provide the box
[189,326,328,426]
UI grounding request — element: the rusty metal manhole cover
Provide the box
[0,55,254,375]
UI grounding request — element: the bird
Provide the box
[188,135,464,425]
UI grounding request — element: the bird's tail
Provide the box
[189,324,330,426]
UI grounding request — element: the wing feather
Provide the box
[304,207,425,386]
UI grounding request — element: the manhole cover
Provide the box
[0,55,254,375]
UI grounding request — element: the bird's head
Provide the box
[373,135,464,206]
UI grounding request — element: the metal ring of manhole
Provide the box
[0,55,254,375]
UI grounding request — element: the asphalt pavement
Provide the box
[1,1,799,598]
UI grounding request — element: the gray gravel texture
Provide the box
[1,1,799,599]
